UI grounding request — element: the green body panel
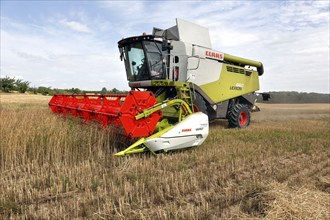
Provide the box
[150,64,260,104]
[199,64,260,103]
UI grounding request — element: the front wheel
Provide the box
[192,92,207,114]
[228,104,251,128]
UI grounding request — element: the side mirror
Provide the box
[119,49,124,61]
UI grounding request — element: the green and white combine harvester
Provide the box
[49,19,265,156]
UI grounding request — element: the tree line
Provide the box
[0,76,30,93]
[0,76,127,95]
[257,91,329,103]
[1,76,329,103]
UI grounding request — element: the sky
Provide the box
[1,0,329,93]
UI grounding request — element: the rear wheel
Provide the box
[228,104,251,128]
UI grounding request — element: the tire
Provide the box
[192,92,207,114]
[228,104,251,128]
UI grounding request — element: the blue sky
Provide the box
[1,1,329,93]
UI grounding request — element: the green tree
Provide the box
[70,88,81,94]
[28,87,38,94]
[15,79,30,93]
[110,88,119,94]
[101,87,107,94]
[0,76,16,92]
[37,86,51,95]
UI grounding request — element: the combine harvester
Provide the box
[49,19,265,156]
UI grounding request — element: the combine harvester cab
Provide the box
[49,18,264,156]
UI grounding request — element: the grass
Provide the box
[1,93,329,219]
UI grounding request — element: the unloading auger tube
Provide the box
[49,91,209,156]
[223,53,264,76]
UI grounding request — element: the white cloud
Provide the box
[1,1,329,93]
[1,23,127,90]
[60,19,91,33]
[99,1,144,17]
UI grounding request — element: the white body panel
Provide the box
[165,20,226,87]
[176,19,212,48]
[145,112,209,152]
[187,45,224,86]
[188,57,223,85]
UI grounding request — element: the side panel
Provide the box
[184,45,260,104]
[188,58,223,86]
[199,64,260,103]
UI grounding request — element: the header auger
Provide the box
[49,18,265,156]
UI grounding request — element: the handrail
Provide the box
[135,99,192,121]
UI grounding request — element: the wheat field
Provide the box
[1,93,329,219]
